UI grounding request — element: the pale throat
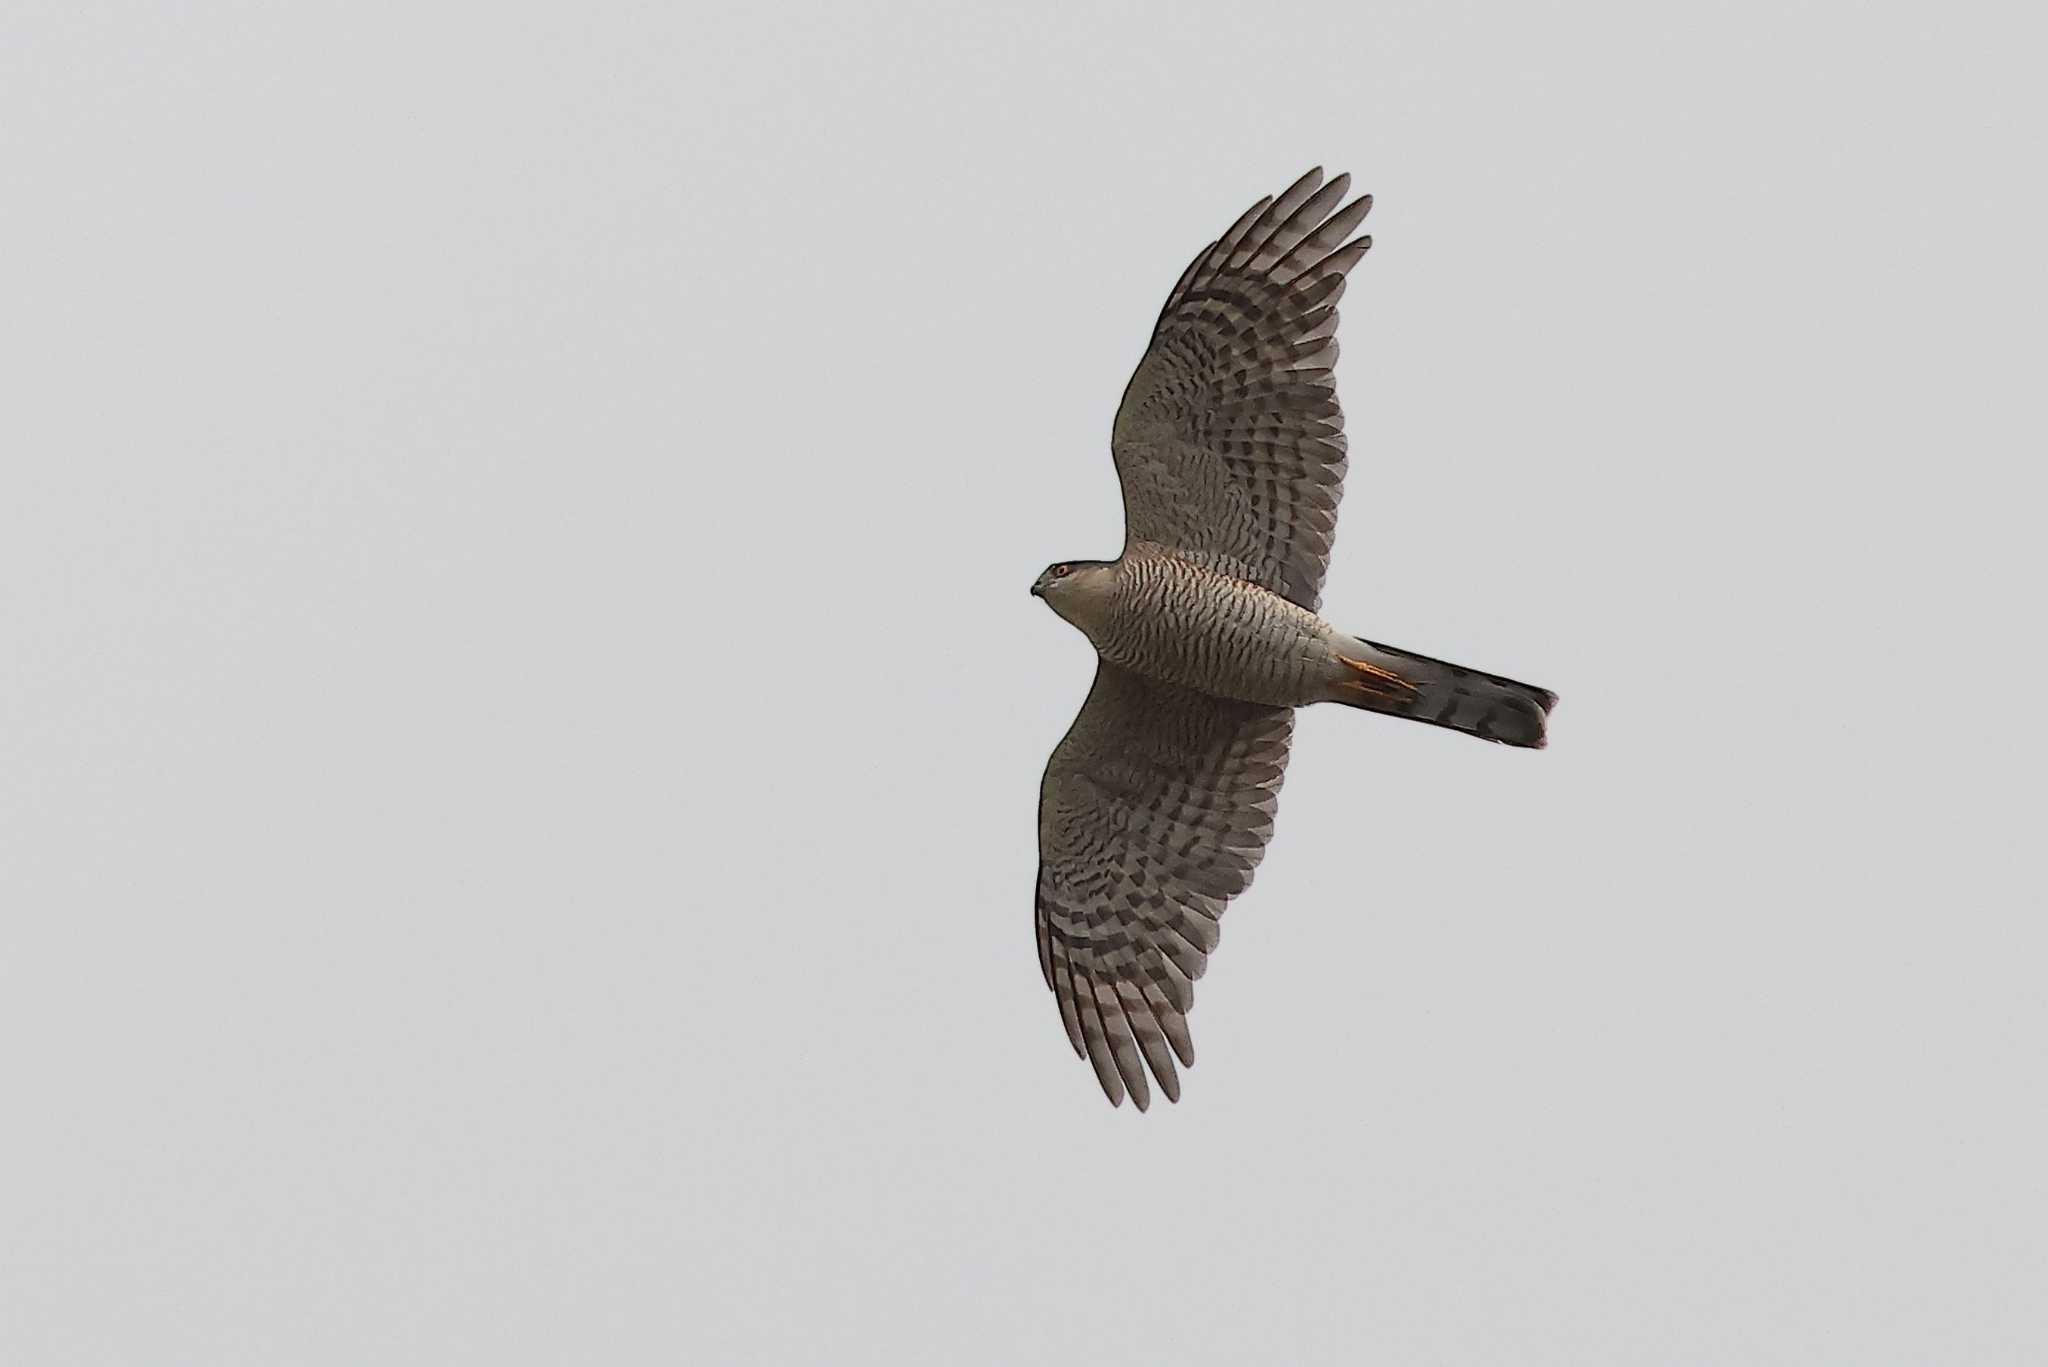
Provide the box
[1050,563,1120,637]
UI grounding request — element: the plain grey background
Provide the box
[4,2,2042,1362]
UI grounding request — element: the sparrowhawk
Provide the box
[1032,168,1556,1109]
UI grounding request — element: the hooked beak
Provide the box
[1029,582,1043,598]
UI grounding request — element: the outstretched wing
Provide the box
[1111,168,1372,610]
[1035,662,1294,1109]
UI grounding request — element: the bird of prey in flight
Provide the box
[1031,168,1555,1109]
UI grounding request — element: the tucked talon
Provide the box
[1336,654,1419,694]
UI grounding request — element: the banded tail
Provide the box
[1328,637,1556,749]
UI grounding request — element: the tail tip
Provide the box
[1488,688,1554,749]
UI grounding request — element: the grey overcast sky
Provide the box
[4,2,2043,1363]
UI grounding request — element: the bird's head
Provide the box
[1030,559,1114,627]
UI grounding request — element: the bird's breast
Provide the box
[1095,556,1333,707]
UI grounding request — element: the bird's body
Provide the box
[1031,170,1555,1109]
[1050,547,1334,707]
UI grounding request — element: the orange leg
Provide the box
[1335,654,1420,703]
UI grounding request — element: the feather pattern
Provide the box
[1112,168,1372,611]
[1035,662,1293,1109]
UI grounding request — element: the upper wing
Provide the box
[1111,169,1373,610]
[1035,662,1294,1109]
